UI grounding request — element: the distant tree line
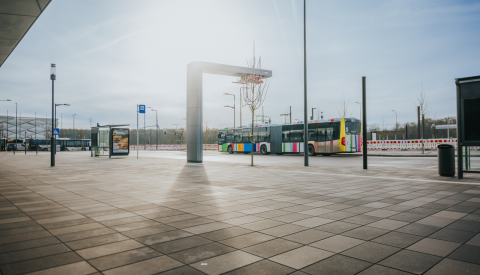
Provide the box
[369,116,457,140]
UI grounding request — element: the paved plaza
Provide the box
[1,151,480,275]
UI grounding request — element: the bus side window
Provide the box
[308,124,318,141]
[290,125,303,142]
[234,130,242,143]
[282,125,291,142]
[226,133,233,143]
[242,130,250,143]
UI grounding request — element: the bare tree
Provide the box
[336,93,353,118]
[417,86,430,117]
[238,44,269,166]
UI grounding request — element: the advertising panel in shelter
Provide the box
[112,128,129,155]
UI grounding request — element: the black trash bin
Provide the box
[438,144,455,176]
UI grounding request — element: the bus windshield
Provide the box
[345,119,361,135]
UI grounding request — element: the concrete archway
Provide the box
[187,61,272,163]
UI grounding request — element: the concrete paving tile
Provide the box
[0,220,37,231]
[467,233,480,246]
[447,244,480,265]
[416,216,456,227]
[242,238,301,258]
[368,219,408,230]
[364,209,399,218]
[222,216,264,226]
[36,214,85,225]
[190,250,261,275]
[379,250,442,274]
[293,217,335,228]
[357,264,413,275]
[396,223,440,236]
[341,241,400,263]
[301,254,371,275]
[156,214,200,223]
[407,237,461,257]
[65,233,130,251]
[151,236,212,254]
[223,259,295,275]
[272,213,313,223]
[0,237,60,254]
[24,261,97,275]
[48,223,104,236]
[42,218,96,230]
[0,243,71,265]
[430,228,477,244]
[372,231,422,248]
[239,219,284,231]
[169,243,236,264]
[0,252,83,275]
[310,235,365,253]
[159,265,205,275]
[100,215,148,227]
[314,221,362,234]
[0,225,44,237]
[122,224,176,238]
[283,229,333,244]
[102,255,183,275]
[343,215,382,225]
[88,247,161,271]
[136,230,193,246]
[299,208,335,216]
[424,258,480,275]
[446,220,480,233]
[76,239,144,260]
[269,246,334,269]
[432,211,468,220]
[219,232,274,249]
[183,222,231,234]
[259,224,307,237]
[342,226,390,241]
[199,227,253,241]
[109,220,161,232]
[0,230,51,245]
[363,202,392,209]
[57,228,116,242]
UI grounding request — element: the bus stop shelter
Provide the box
[91,124,130,158]
[455,75,480,179]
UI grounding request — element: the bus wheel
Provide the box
[308,145,316,156]
[227,145,234,154]
[321,153,332,156]
[260,145,268,155]
[43,148,48,151]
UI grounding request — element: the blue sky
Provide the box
[1,0,479,130]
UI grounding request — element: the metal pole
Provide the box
[6,110,8,140]
[456,80,462,179]
[417,106,420,139]
[25,131,26,155]
[144,112,146,150]
[362,76,367,169]
[35,112,36,139]
[303,0,308,166]
[54,105,57,155]
[51,78,55,166]
[15,103,17,154]
[234,95,235,129]
[239,87,242,128]
[422,114,425,154]
[137,104,139,159]
[290,106,292,124]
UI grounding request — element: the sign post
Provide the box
[138,105,145,158]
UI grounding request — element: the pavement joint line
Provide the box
[262,169,480,186]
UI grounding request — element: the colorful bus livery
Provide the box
[218,118,361,156]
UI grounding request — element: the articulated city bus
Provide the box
[218,118,362,156]
[28,139,91,151]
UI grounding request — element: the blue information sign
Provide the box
[53,128,59,136]
[139,105,145,113]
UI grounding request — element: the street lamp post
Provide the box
[223,93,235,129]
[55,104,70,154]
[72,114,76,139]
[311,107,316,121]
[50,64,56,166]
[0,100,12,140]
[15,102,18,155]
[151,109,158,150]
[303,0,308,167]
[355,102,361,120]
[392,110,397,140]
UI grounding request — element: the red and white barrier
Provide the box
[367,139,479,150]
[129,144,219,151]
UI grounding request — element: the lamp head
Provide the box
[50,64,56,80]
